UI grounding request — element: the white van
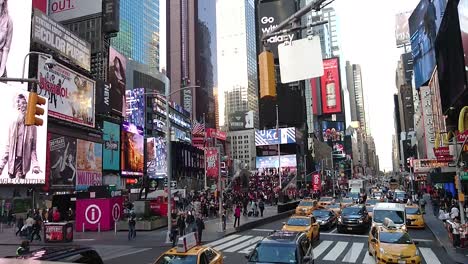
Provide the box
[372,202,406,230]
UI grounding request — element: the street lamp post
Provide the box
[0,51,56,84]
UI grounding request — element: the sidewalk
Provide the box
[423,195,468,264]
[0,205,292,248]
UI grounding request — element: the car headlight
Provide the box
[358,219,363,224]
[415,249,420,256]
[401,225,407,231]
[379,248,385,254]
[338,217,342,223]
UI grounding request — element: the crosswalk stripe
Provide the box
[362,253,376,264]
[342,242,364,263]
[214,235,253,251]
[224,236,264,253]
[205,235,241,247]
[312,240,333,259]
[323,241,348,261]
[419,247,442,264]
[239,243,258,254]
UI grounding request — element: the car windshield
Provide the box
[299,201,314,207]
[374,210,405,224]
[379,232,413,244]
[328,204,340,208]
[366,200,378,205]
[249,243,297,264]
[313,210,331,217]
[155,254,197,264]
[320,197,333,202]
[348,193,359,199]
[367,207,374,212]
[406,208,421,215]
[342,198,353,203]
[287,218,310,226]
[396,192,406,198]
[342,207,362,215]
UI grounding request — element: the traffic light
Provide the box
[259,50,276,99]
[25,92,46,126]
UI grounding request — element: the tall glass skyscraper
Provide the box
[112,0,160,71]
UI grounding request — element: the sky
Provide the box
[332,0,419,171]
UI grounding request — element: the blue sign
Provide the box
[256,155,297,169]
[102,121,120,171]
[255,127,296,146]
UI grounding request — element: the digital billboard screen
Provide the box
[322,121,345,142]
[121,122,144,177]
[320,58,342,114]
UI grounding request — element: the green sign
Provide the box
[461,171,468,181]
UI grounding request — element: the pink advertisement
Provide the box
[75,197,123,232]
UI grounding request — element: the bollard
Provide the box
[98,222,101,233]
[82,223,85,233]
[114,222,117,235]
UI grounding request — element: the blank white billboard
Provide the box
[49,0,102,22]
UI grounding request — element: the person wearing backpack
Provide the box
[258,200,265,217]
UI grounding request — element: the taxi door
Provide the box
[368,227,378,256]
[203,248,223,264]
[310,216,320,241]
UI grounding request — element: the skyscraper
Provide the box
[166,0,217,128]
[217,0,259,128]
[345,61,367,132]
[112,0,160,71]
[310,7,340,59]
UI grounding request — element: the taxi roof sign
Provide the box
[177,232,197,253]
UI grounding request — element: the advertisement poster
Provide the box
[103,121,120,171]
[125,88,145,129]
[322,121,345,142]
[312,173,321,191]
[460,0,468,74]
[395,12,412,46]
[420,86,436,159]
[256,155,297,169]
[108,47,126,116]
[49,0,102,22]
[255,127,296,146]
[76,139,102,191]
[37,56,96,127]
[121,122,144,177]
[48,133,77,187]
[146,137,167,179]
[205,148,219,178]
[320,58,342,114]
[0,84,47,184]
[32,9,91,71]
[228,111,254,131]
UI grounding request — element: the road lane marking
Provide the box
[239,244,257,254]
[412,238,433,242]
[342,242,364,263]
[214,236,253,251]
[323,241,348,261]
[330,228,337,233]
[419,247,442,264]
[252,228,274,232]
[74,238,95,241]
[224,236,264,253]
[206,235,241,247]
[362,253,376,264]
[312,240,333,259]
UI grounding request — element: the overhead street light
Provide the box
[0,51,56,84]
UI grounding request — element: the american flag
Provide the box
[192,120,205,136]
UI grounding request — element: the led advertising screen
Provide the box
[409,0,447,89]
[146,137,167,179]
[256,155,297,169]
[320,58,342,114]
[322,121,345,142]
[255,127,296,146]
[47,133,77,187]
[102,121,120,171]
[76,139,102,191]
[108,47,126,116]
[121,122,144,177]
[459,0,468,80]
[0,84,47,184]
[125,88,145,129]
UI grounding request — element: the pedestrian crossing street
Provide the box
[205,235,443,264]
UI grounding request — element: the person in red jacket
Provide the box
[52,208,61,222]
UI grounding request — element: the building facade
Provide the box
[310,7,340,59]
[228,130,256,170]
[345,61,367,132]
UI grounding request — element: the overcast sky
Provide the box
[332,0,419,171]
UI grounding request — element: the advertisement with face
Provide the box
[76,139,102,191]
[0,84,47,184]
[125,88,145,129]
[47,133,77,187]
[48,0,102,22]
[320,58,342,114]
[146,137,167,179]
[1,0,32,88]
[108,47,126,116]
[37,56,96,127]
[322,121,345,142]
[121,122,144,177]
[103,121,120,171]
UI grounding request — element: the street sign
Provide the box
[112,203,121,221]
[84,204,102,225]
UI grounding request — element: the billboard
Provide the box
[125,88,145,129]
[409,0,447,89]
[322,121,345,142]
[257,0,297,58]
[76,139,102,191]
[320,58,342,114]
[121,122,144,177]
[0,84,47,184]
[228,111,254,131]
[103,0,120,33]
[255,155,297,169]
[32,9,92,71]
[2,0,33,88]
[108,47,126,116]
[48,0,102,22]
[459,0,468,78]
[255,127,296,146]
[37,55,96,127]
[47,133,77,187]
[206,128,227,141]
[102,121,120,171]
[395,12,412,46]
[420,86,436,159]
[146,137,167,179]
[205,148,219,178]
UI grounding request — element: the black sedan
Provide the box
[6,246,103,264]
[312,208,338,230]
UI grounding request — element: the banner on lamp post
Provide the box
[205,148,219,178]
[312,173,321,191]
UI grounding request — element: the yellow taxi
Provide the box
[318,196,334,207]
[365,199,380,219]
[295,199,318,216]
[282,214,320,242]
[405,205,425,229]
[326,203,342,215]
[154,233,223,264]
[368,218,421,264]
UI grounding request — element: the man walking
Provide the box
[259,200,265,217]
[177,213,185,237]
[128,210,136,241]
[195,215,205,245]
[30,219,41,242]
